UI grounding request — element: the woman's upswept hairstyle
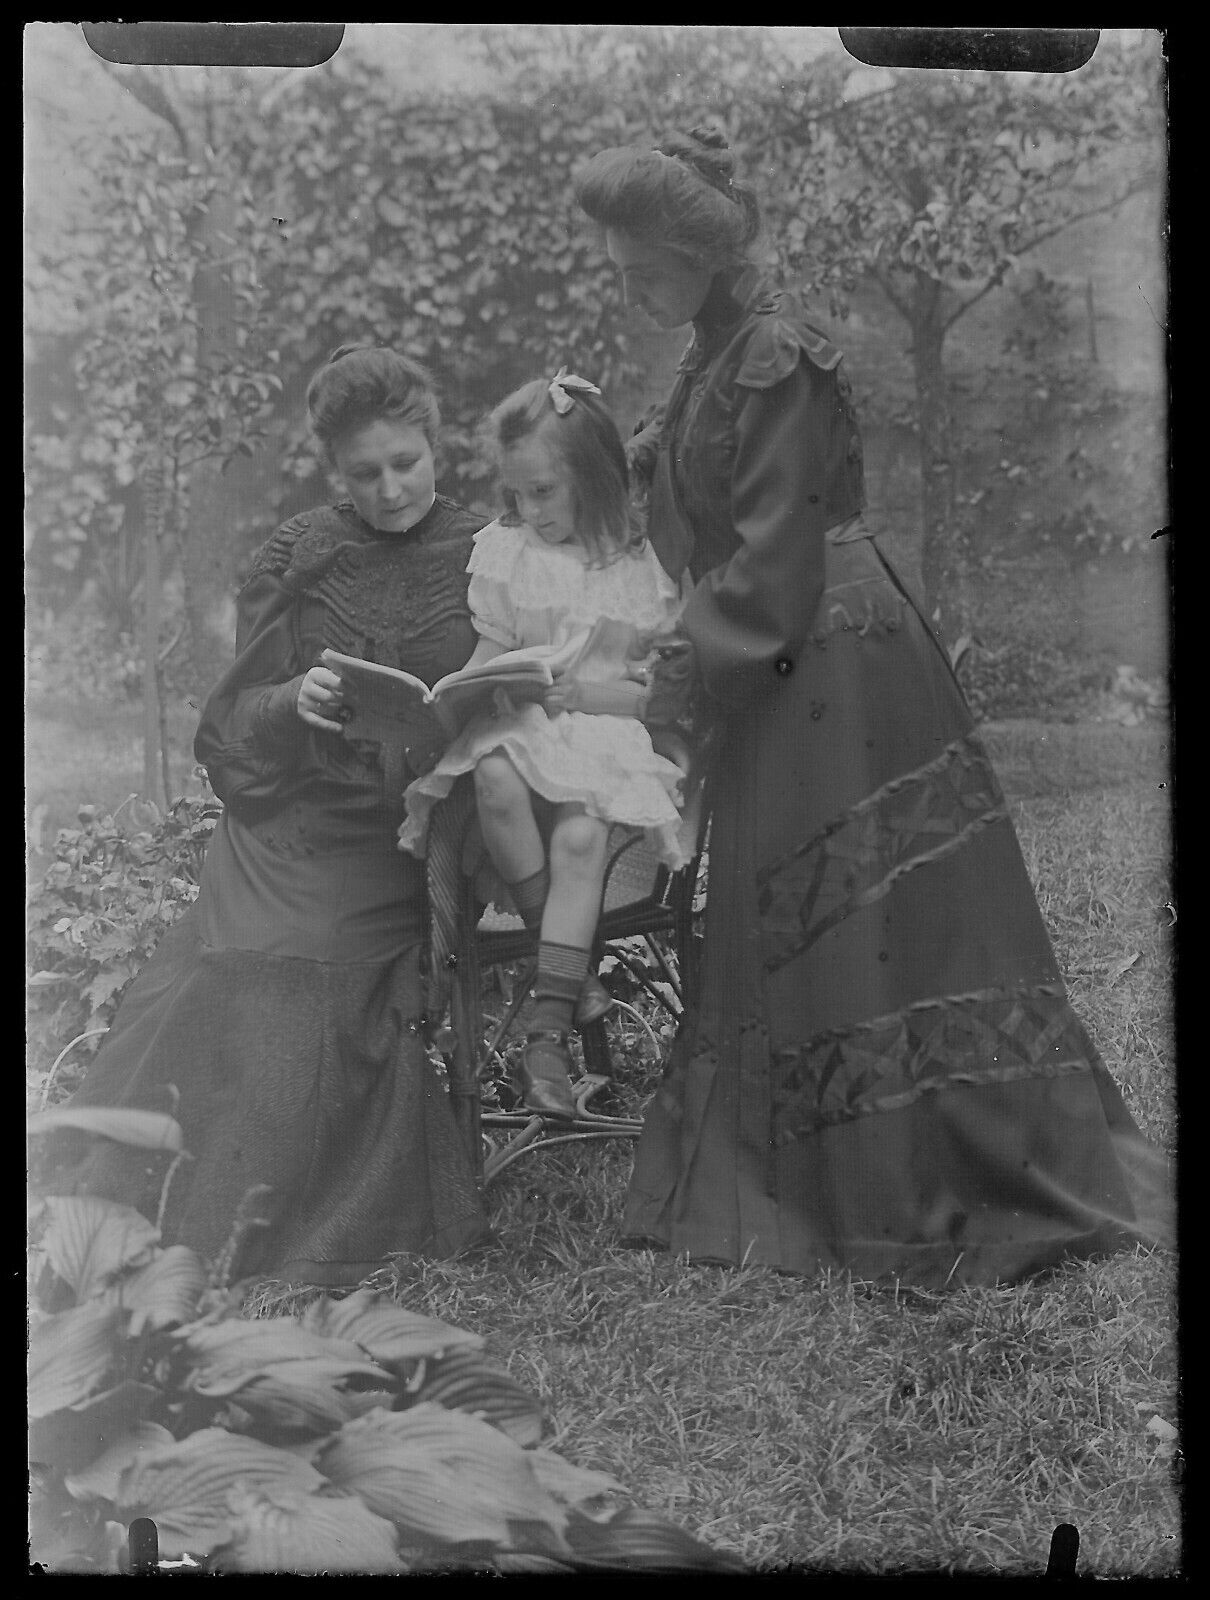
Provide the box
[573,125,761,270]
[485,377,642,567]
[306,345,441,460]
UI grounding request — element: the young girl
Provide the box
[398,369,686,1119]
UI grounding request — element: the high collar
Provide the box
[684,265,766,367]
[340,492,440,543]
[695,266,752,331]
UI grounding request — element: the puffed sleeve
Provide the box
[192,569,312,810]
[465,523,522,648]
[680,355,856,711]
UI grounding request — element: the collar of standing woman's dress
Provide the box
[680,264,770,371]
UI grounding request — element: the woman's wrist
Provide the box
[256,674,311,744]
[572,679,649,718]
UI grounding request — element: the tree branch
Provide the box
[773,80,907,143]
[871,265,914,322]
[942,267,1010,333]
[94,58,193,153]
[1011,180,1156,258]
[942,179,1157,333]
[157,619,187,666]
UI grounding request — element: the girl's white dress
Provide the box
[398,519,688,870]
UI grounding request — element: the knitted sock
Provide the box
[531,940,590,1036]
[507,864,550,934]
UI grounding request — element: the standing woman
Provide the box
[574,129,1169,1286]
[38,347,490,1287]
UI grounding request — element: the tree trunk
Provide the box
[180,120,241,701]
[140,454,166,807]
[910,273,971,642]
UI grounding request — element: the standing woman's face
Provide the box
[605,229,714,330]
[332,418,436,533]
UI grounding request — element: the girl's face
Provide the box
[605,228,714,330]
[501,434,578,547]
[332,417,436,533]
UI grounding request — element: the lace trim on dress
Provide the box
[768,982,1094,1140]
[756,732,1010,973]
[466,521,681,642]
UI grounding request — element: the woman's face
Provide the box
[332,417,436,533]
[501,433,579,547]
[605,229,714,330]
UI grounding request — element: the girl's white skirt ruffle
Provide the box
[399,701,688,871]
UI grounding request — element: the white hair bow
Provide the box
[548,366,602,415]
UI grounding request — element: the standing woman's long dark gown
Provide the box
[42,495,491,1287]
[625,269,1170,1286]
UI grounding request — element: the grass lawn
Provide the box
[27,700,1179,1576]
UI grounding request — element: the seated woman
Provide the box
[36,346,491,1288]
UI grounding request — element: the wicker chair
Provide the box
[423,757,706,1188]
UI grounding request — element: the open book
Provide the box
[319,645,557,744]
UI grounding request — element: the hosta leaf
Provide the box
[322,1442,481,1546]
[212,1484,403,1574]
[38,1196,160,1302]
[339,1388,397,1421]
[565,1505,747,1572]
[95,1245,207,1334]
[63,1421,175,1501]
[28,1302,123,1418]
[526,1448,627,1513]
[113,1427,326,1559]
[31,1383,162,1478]
[27,1106,184,1151]
[300,1290,481,1364]
[492,1551,577,1573]
[318,1403,567,1550]
[220,1361,393,1434]
[181,1317,390,1396]
[407,1346,543,1446]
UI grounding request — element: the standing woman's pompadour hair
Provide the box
[573,125,761,270]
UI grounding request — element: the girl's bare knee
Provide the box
[550,812,609,873]
[474,752,528,818]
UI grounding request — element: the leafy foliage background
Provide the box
[27,26,1166,694]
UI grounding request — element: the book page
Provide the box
[321,651,440,745]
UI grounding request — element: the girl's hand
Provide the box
[544,676,648,719]
[543,679,578,717]
[297,665,347,732]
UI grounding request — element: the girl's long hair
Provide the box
[485,379,643,566]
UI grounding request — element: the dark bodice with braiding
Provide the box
[195,495,485,855]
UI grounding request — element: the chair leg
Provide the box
[448,880,486,1185]
[580,1013,612,1077]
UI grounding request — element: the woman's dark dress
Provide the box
[626,270,1169,1286]
[45,495,491,1286]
